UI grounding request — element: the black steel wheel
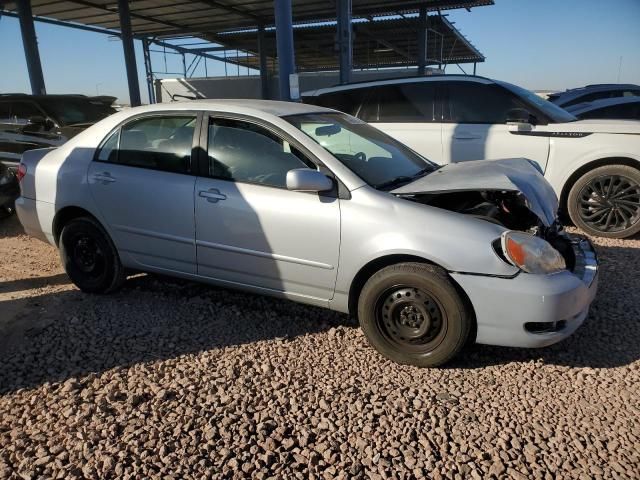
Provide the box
[59,216,125,293]
[568,165,640,238]
[358,263,471,367]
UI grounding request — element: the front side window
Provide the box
[207,118,314,188]
[96,115,196,174]
[285,112,436,188]
[10,101,42,120]
[361,83,437,123]
[498,81,577,123]
[581,103,640,120]
[444,82,524,124]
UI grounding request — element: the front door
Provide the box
[88,113,198,273]
[195,116,340,303]
[440,81,550,170]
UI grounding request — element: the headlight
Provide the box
[500,231,566,274]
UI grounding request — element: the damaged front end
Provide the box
[391,158,587,274]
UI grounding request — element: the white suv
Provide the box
[303,76,640,238]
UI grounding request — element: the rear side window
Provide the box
[207,118,314,188]
[307,89,366,116]
[95,115,196,174]
[564,90,640,107]
[444,82,523,124]
[361,82,438,123]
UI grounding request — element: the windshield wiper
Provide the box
[375,167,433,191]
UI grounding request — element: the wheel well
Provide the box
[347,254,477,343]
[52,206,98,245]
[559,157,640,218]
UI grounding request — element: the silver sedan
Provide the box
[15,100,598,366]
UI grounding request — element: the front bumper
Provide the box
[451,238,598,348]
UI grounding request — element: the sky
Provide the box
[1,0,639,104]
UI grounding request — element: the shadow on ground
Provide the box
[0,240,638,395]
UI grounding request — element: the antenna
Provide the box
[617,56,623,83]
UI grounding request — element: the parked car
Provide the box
[15,100,598,367]
[0,161,19,218]
[0,94,117,168]
[302,75,640,238]
[547,84,640,108]
[566,97,640,121]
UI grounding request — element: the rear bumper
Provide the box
[15,196,56,244]
[452,238,598,348]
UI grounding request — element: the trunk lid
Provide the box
[391,158,558,226]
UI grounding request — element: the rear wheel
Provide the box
[358,263,471,367]
[59,217,125,293]
[567,164,640,238]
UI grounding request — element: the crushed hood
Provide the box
[391,158,559,226]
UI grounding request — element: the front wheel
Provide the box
[567,165,640,238]
[358,263,472,367]
[59,217,125,293]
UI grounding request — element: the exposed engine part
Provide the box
[398,190,542,232]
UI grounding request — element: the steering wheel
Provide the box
[354,151,367,162]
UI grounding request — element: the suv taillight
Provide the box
[17,164,27,182]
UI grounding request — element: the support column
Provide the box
[337,0,352,84]
[117,0,141,106]
[258,24,270,99]
[142,39,155,104]
[473,62,477,75]
[417,5,428,76]
[274,0,295,101]
[16,0,46,95]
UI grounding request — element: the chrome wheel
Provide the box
[578,174,640,233]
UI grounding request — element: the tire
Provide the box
[567,164,640,239]
[357,262,471,367]
[59,216,125,293]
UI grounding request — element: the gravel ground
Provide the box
[0,214,638,479]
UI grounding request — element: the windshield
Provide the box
[497,81,577,123]
[38,97,116,126]
[284,112,437,188]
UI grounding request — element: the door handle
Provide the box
[92,172,116,184]
[199,188,227,203]
[453,132,481,140]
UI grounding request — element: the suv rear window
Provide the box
[38,97,116,126]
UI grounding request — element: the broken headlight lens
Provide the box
[500,231,566,274]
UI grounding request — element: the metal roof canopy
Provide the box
[219,15,484,72]
[1,1,493,37]
[0,0,492,104]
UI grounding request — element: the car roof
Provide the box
[566,96,640,114]
[303,74,494,97]
[125,99,334,117]
[548,84,640,103]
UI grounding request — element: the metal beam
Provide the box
[274,0,295,101]
[417,5,427,75]
[16,0,46,95]
[142,38,155,103]
[336,0,352,84]
[117,0,141,106]
[257,24,269,99]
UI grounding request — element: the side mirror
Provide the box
[506,108,537,125]
[286,168,334,193]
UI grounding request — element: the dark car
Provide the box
[566,97,640,121]
[0,94,117,168]
[547,83,640,108]
[0,161,19,218]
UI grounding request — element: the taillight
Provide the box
[17,164,27,182]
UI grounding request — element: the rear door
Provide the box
[194,115,341,303]
[359,82,444,164]
[88,113,198,274]
[441,81,550,170]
